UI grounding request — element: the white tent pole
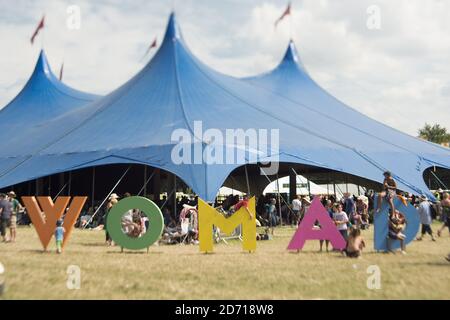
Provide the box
[83,165,131,229]
[138,169,155,196]
[52,178,70,202]
[276,173,282,226]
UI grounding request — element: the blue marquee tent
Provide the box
[0,50,98,132]
[0,50,99,182]
[244,40,450,195]
[0,13,448,200]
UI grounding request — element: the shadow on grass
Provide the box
[19,249,51,254]
[106,250,164,255]
[79,242,111,247]
[400,261,450,267]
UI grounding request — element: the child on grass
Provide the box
[387,209,407,254]
[55,219,65,254]
[345,227,365,258]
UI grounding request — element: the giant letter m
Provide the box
[198,197,256,253]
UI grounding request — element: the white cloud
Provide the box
[0,0,449,136]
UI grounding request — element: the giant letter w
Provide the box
[22,196,87,250]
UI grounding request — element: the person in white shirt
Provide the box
[333,203,349,242]
[291,195,302,225]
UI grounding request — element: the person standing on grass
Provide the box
[8,191,21,243]
[291,194,302,226]
[105,193,120,246]
[437,192,450,237]
[300,196,311,221]
[416,195,436,241]
[55,219,65,254]
[319,200,334,252]
[0,193,13,243]
[343,193,355,223]
[333,203,349,245]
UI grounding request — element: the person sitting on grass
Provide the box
[55,219,65,254]
[387,209,407,255]
[345,227,366,258]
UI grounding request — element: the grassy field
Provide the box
[0,223,449,300]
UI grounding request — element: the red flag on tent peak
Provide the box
[140,37,158,61]
[31,15,45,45]
[274,2,291,28]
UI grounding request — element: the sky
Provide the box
[0,0,449,136]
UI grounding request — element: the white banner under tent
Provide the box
[217,175,363,198]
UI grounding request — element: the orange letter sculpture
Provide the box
[22,196,87,251]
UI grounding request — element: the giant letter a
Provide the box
[22,196,87,251]
[287,197,346,251]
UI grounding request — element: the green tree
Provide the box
[418,123,450,144]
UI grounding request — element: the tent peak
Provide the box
[34,49,52,77]
[164,11,182,42]
[283,40,300,64]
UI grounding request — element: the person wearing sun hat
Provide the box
[416,195,436,242]
[104,193,120,246]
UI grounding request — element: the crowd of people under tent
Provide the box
[1,171,449,261]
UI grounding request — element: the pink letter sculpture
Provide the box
[287,197,346,251]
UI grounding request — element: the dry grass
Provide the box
[0,223,449,299]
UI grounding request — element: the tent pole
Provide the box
[91,167,96,208]
[173,174,177,217]
[429,169,448,190]
[68,171,72,196]
[160,189,175,210]
[333,183,336,199]
[260,166,295,221]
[84,165,131,229]
[289,168,296,203]
[307,178,311,197]
[152,169,161,205]
[138,170,156,196]
[276,173,282,226]
[143,166,148,196]
[244,164,251,196]
[52,179,70,202]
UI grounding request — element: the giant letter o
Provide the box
[107,196,164,250]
